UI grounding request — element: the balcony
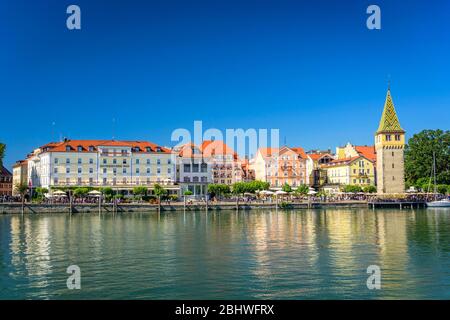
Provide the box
[50,180,176,188]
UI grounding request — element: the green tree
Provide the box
[0,142,5,166]
[183,190,193,196]
[34,187,49,201]
[343,185,362,193]
[133,186,148,200]
[73,187,89,198]
[100,187,114,200]
[405,129,450,185]
[153,184,167,204]
[248,180,269,193]
[363,185,377,193]
[414,177,431,191]
[15,183,28,213]
[231,182,247,196]
[153,184,167,197]
[15,183,28,199]
[295,184,309,195]
[437,184,448,195]
[207,184,231,197]
[282,183,292,193]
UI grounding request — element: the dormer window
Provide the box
[77,146,83,152]
[134,147,140,152]
[66,146,71,152]
[88,146,95,152]
[156,147,162,152]
[146,147,152,152]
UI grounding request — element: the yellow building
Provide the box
[324,142,377,188]
[322,155,375,187]
[12,160,28,195]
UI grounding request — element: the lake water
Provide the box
[1,208,450,299]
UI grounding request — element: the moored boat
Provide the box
[425,152,449,208]
[427,198,450,207]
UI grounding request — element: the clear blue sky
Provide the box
[1,0,449,169]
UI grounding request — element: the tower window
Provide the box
[386,135,391,141]
[392,176,395,181]
[392,163,395,168]
[392,152,395,157]
[395,135,401,141]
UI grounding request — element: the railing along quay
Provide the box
[368,201,426,209]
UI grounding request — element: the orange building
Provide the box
[252,146,307,187]
[200,140,243,185]
[0,166,13,196]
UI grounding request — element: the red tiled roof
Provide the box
[258,147,279,157]
[308,153,333,161]
[39,140,170,153]
[290,147,307,159]
[200,140,238,159]
[322,153,374,167]
[13,159,28,168]
[258,146,307,159]
[323,156,361,166]
[355,146,376,161]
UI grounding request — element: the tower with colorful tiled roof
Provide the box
[375,89,405,194]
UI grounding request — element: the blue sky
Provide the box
[1,0,449,169]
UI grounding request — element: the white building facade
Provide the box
[26,139,178,193]
[173,143,212,196]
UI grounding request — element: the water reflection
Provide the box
[1,208,450,299]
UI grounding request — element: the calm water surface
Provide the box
[1,208,450,299]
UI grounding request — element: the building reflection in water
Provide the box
[2,208,450,299]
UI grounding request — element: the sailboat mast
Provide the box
[433,151,437,198]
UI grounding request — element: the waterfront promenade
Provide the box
[0,199,427,214]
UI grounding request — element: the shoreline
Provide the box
[0,201,428,214]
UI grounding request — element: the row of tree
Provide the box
[13,183,171,202]
[342,185,377,193]
[404,129,450,194]
[0,142,5,167]
[206,181,310,197]
[405,129,450,186]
